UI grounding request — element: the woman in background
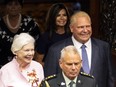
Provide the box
[0,0,40,67]
[35,3,71,66]
[0,33,44,87]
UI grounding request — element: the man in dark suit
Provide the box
[44,11,114,87]
[41,46,97,87]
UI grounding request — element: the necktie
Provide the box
[69,80,74,87]
[81,44,89,74]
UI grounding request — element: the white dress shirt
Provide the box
[71,36,92,70]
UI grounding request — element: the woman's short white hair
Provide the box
[11,33,35,53]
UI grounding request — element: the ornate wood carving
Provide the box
[100,0,116,50]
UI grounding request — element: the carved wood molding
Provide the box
[100,0,116,50]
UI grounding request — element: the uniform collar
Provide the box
[62,72,77,86]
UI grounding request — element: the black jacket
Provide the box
[40,72,97,87]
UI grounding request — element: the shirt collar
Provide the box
[13,57,31,72]
[62,72,77,86]
[71,36,91,48]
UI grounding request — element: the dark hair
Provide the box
[4,0,23,7]
[45,3,71,38]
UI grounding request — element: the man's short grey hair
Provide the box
[60,45,80,59]
[11,33,35,53]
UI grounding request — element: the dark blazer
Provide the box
[44,37,114,87]
[40,72,97,87]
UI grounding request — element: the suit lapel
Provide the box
[90,39,99,74]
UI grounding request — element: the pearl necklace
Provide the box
[6,14,21,29]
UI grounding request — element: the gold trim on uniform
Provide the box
[80,72,94,78]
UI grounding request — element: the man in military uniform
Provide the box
[40,45,98,87]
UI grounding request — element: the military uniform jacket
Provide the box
[40,72,97,87]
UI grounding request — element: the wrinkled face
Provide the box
[59,53,82,80]
[6,1,22,16]
[70,16,92,43]
[15,43,35,65]
[56,9,67,27]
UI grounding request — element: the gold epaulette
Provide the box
[44,74,56,81]
[80,72,94,78]
[40,75,56,87]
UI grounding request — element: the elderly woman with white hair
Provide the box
[0,33,44,87]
